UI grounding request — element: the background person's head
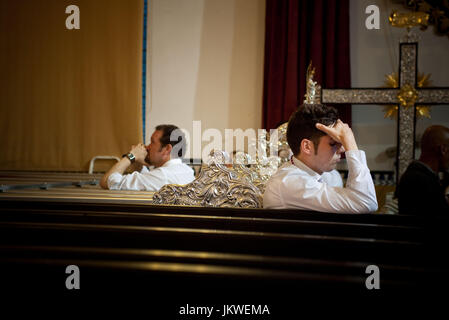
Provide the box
[420,125,449,172]
[146,124,186,167]
[287,104,342,174]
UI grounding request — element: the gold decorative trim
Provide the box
[389,11,429,29]
[402,0,449,38]
[383,72,432,119]
[397,84,418,109]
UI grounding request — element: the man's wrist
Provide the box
[122,152,136,163]
[344,144,358,151]
[342,138,358,151]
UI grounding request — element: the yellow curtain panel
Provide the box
[0,0,143,171]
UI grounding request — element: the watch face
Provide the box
[127,153,135,162]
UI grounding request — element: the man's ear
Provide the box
[440,143,449,156]
[163,143,173,156]
[300,139,314,155]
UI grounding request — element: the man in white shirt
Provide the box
[100,124,195,191]
[263,104,378,213]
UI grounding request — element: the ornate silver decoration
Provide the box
[152,150,263,208]
[417,89,449,103]
[397,44,417,179]
[237,123,292,194]
[400,30,420,43]
[322,89,398,104]
[304,61,321,104]
[274,122,291,164]
[233,151,279,195]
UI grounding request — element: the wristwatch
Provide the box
[122,153,136,163]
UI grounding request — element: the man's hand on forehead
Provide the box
[315,119,358,152]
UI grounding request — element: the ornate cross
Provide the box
[321,42,449,183]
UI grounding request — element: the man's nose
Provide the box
[337,144,344,154]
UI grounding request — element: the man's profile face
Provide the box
[145,130,165,165]
[310,135,343,174]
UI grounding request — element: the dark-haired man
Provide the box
[100,124,195,191]
[263,104,378,213]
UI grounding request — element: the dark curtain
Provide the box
[262,0,351,129]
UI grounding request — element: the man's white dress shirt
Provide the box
[107,158,195,191]
[263,150,378,213]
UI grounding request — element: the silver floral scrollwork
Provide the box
[152,150,263,208]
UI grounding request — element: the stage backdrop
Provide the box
[0,0,143,171]
[263,0,351,129]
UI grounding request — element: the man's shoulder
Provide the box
[161,159,194,176]
[323,169,341,178]
[266,163,310,189]
[159,159,186,169]
[398,162,440,196]
[268,163,299,179]
[402,161,437,182]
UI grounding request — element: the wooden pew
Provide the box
[0,216,444,290]
[0,243,434,292]
[0,204,426,242]
[0,196,447,293]
[1,199,445,266]
[0,198,433,227]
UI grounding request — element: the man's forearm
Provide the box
[100,157,131,189]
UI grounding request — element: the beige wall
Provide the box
[146,0,266,158]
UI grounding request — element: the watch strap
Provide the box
[122,153,136,163]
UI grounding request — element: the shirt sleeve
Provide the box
[281,150,378,213]
[321,170,343,188]
[107,168,168,191]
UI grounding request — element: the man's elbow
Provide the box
[369,201,378,212]
[99,177,109,189]
[346,198,378,214]
[367,193,379,212]
[359,199,378,213]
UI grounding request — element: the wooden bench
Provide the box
[0,195,447,293]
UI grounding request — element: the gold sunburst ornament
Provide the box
[383,72,432,119]
[398,84,418,109]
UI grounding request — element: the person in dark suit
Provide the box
[397,125,449,215]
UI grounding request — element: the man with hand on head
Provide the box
[100,124,195,191]
[263,104,378,213]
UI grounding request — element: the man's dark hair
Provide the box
[286,104,338,156]
[155,124,186,158]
